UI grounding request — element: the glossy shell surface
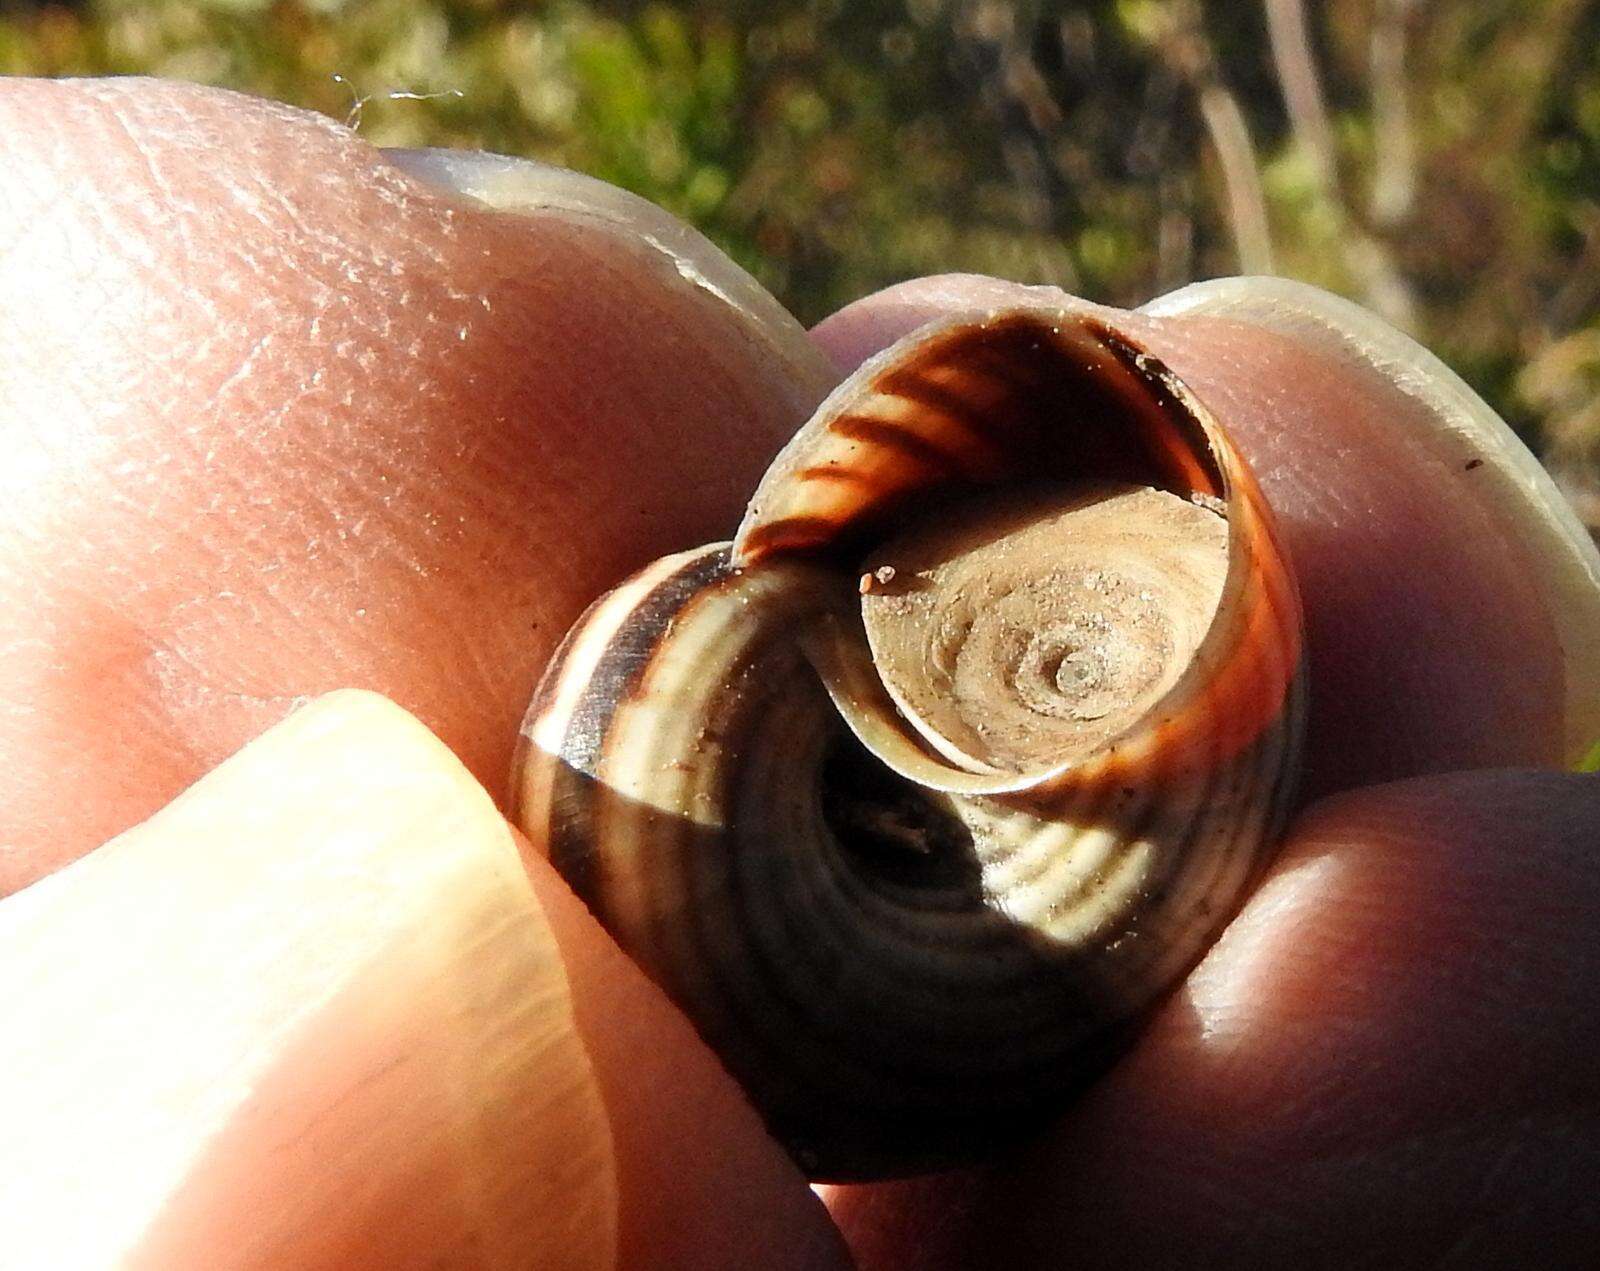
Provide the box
[515,309,1306,1179]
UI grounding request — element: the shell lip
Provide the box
[733,307,1228,567]
[737,305,1303,794]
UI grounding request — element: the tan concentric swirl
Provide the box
[512,309,1306,1180]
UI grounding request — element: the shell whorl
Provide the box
[514,309,1306,1179]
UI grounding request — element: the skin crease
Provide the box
[0,78,1595,1267]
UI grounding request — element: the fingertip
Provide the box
[0,691,620,1269]
[1149,274,1600,769]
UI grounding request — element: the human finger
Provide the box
[0,76,836,893]
[811,275,1600,796]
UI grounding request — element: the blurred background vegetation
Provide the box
[3,0,1599,528]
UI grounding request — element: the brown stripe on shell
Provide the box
[828,414,975,477]
[514,545,737,903]
[736,515,851,560]
[734,312,1237,568]
[796,463,877,489]
[869,370,1007,431]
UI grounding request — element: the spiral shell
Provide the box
[514,309,1306,1179]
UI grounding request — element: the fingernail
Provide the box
[1146,276,1600,763]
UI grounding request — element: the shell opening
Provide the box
[734,309,1283,789]
[858,480,1231,778]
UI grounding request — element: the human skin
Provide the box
[0,77,1596,1267]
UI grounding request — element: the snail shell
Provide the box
[513,309,1306,1180]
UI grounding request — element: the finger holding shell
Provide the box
[515,309,1306,1179]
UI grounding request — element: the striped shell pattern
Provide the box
[513,309,1307,1180]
